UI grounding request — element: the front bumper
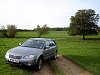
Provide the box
[5,57,37,66]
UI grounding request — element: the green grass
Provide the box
[56,35,100,75]
[0,31,100,75]
[16,31,67,38]
[0,38,32,75]
[50,60,63,75]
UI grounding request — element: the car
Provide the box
[5,38,58,70]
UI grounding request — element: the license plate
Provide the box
[9,59,19,63]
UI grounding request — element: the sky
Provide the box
[0,0,100,29]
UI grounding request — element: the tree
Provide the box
[36,24,49,37]
[7,24,17,38]
[0,25,7,37]
[68,9,99,39]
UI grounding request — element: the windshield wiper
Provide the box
[21,46,29,47]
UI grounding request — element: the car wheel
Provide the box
[52,52,57,60]
[35,57,43,71]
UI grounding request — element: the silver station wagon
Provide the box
[5,38,58,70]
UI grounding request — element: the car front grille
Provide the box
[9,54,22,59]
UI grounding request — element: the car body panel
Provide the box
[9,46,43,56]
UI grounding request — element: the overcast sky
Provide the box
[0,0,100,29]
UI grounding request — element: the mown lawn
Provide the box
[0,31,100,75]
[0,38,32,75]
[56,36,100,75]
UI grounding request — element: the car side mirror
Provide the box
[45,46,50,49]
[19,43,22,46]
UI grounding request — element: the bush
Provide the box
[7,25,17,37]
[0,25,17,38]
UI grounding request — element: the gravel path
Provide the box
[32,55,93,75]
[32,61,55,75]
[55,55,93,75]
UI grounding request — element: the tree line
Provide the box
[0,9,100,39]
[0,24,69,38]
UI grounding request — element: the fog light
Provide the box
[27,63,31,66]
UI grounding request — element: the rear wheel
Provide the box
[35,57,43,71]
[52,52,57,60]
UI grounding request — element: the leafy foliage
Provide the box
[7,25,17,37]
[1,25,7,37]
[36,24,49,37]
[0,25,17,38]
[68,9,99,39]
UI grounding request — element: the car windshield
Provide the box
[21,39,44,49]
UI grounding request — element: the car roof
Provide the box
[29,38,54,41]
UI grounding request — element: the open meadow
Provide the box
[0,31,100,75]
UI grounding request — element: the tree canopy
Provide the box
[0,25,17,38]
[7,25,17,37]
[36,24,49,37]
[68,9,99,39]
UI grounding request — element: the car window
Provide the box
[21,40,44,49]
[45,41,50,46]
[49,40,55,47]
[36,41,44,49]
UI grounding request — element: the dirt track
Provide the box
[54,55,93,75]
[32,61,55,75]
[32,55,93,75]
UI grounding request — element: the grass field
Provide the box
[0,31,100,75]
[56,36,100,75]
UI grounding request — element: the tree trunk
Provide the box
[38,34,41,38]
[83,34,85,40]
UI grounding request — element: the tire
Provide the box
[35,57,43,71]
[52,52,57,60]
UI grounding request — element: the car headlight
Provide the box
[23,55,35,59]
[5,52,9,59]
[5,49,13,59]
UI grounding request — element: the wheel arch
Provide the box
[36,54,44,63]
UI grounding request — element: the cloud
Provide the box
[0,0,100,29]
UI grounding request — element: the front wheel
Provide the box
[35,57,43,71]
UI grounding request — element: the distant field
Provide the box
[0,31,100,75]
[16,31,68,38]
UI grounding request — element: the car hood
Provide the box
[9,46,43,56]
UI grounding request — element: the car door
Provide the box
[43,40,52,60]
[48,40,57,57]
